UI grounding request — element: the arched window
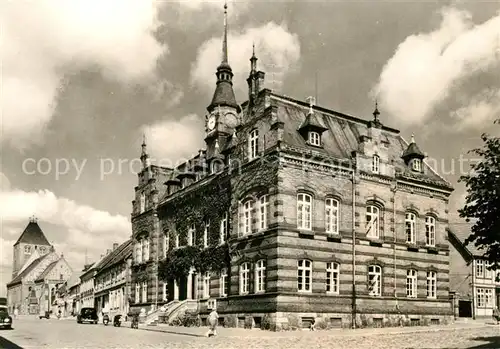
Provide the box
[239,263,250,295]
[406,269,417,298]
[297,259,312,292]
[405,212,416,244]
[366,205,380,238]
[325,198,339,234]
[308,131,321,146]
[326,262,340,294]
[142,237,150,261]
[297,193,313,230]
[258,195,270,231]
[425,216,436,246]
[368,265,382,296]
[372,155,380,174]
[241,199,254,235]
[248,129,259,160]
[426,271,437,299]
[255,259,266,293]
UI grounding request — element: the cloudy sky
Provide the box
[1,0,499,295]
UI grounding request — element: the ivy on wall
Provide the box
[158,178,231,282]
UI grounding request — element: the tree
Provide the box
[458,119,500,275]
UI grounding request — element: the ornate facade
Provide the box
[129,5,455,329]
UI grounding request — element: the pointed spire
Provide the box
[373,100,380,121]
[222,1,228,65]
[250,42,257,71]
[140,133,150,168]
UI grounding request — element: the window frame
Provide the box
[325,198,339,234]
[202,272,210,299]
[239,263,250,295]
[326,262,340,294]
[368,265,382,296]
[163,231,169,258]
[412,159,422,172]
[188,224,195,246]
[255,260,266,293]
[406,269,417,298]
[220,211,228,244]
[241,199,254,236]
[405,212,417,244]
[366,205,380,238]
[308,131,321,146]
[220,268,228,297]
[135,283,140,303]
[258,195,270,231]
[372,155,380,174]
[297,259,312,293]
[141,282,147,303]
[425,216,436,246]
[476,260,485,278]
[297,193,313,230]
[203,219,210,248]
[248,129,259,160]
[426,271,437,299]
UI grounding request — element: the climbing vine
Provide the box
[158,178,232,282]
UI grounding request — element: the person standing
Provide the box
[13,307,18,319]
[206,308,219,337]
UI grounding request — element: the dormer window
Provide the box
[412,159,422,172]
[308,131,321,146]
[372,155,380,174]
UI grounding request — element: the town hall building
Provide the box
[129,4,455,329]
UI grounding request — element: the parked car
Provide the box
[0,306,12,329]
[76,308,98,324]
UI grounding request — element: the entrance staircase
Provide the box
[144,301,178,326]
[162,299,198,325]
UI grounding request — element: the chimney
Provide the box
[113,243,118,251]
[106,249,111,255]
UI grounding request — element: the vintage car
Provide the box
[76,308,98,324]
[0,306,12,329]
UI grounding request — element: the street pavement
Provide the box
[0,316,499,349]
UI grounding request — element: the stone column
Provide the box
[193,274,199,299]
[174,280,179,300]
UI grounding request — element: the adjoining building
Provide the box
[129,4,455,329]
[6,218,72,315]
[94,240,133,319]
[448,222,500,319]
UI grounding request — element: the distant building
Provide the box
[448,223,500,319]
[6,218,71,315]
[94,240,133,318]
[66,272,82,315]
[79,262,98,309]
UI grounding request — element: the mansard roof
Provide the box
[14,221,51,246]
[7,253,53,287]
[268,92,452,190]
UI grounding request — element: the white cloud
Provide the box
[1,0,166,150]
[142,114,205,166]
[374,8,500,128]
[191,22,301,98]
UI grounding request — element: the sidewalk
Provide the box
[123,319,497,338]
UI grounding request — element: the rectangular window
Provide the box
[135,283,140,303]
[239,263,250,295]
[249,129,259,160]
[325,199,339,234]
[203,220,209,248]
[163,232,169,258]
[426,271,437,299]
[485,262,492,279]
[24,245,32,254]
[220,212,228,244]
[326,262,339,294]
[220,269,227,297]
[242,200,253,235]
[372,155,380,174]
[425,216,436,246]
[203,272,210,299]
[308,131,321,146]
[476,260,485,278]
[142,282,147,303]
[366,205,380,238]
[188,224,195,246]
[405,213,416,244]
[255,260,266,293]
[297,193,312,230]
[258,195,270,231]
[406,270,417,298]
[368,265,382,296]
[298,260,312,292]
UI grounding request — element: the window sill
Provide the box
[297,229,314,235]
[326,291,339,295]
[298,290,312,294]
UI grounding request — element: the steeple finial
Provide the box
[140,132,150,168]
[29,215,37,223]
[222,1,228,64]
[250,42,257,72]
[306,96,316,114]
[410,134,415,143]
[373,100,380,120]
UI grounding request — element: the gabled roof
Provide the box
[448,220,485,257]
[7,253,53,287]
[95,240,133,275]
[14,221,51,246]
[35,260,58,282]
[67,272,82,288]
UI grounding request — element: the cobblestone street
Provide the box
[1,317,499,349]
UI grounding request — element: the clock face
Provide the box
[224,112,238,128]
[207,115,216,130]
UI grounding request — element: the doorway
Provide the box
[458,300,472,318]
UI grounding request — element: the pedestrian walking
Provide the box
[206,308,219,337]
[493,307,500,325]
[13,307,18,319]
